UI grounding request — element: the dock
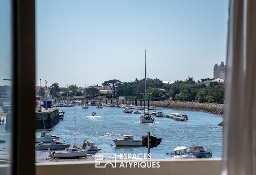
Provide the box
[36,108,60,130]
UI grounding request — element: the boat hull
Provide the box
[113,140,142,147]
[50,150,87,158]
[36,142,71,150]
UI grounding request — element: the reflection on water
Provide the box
[35,105,223,162]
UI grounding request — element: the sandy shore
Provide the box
[150,100,224,115]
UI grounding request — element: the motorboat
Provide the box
[155,111,164,117]
[188,146,212,158]
[91,112,96,116]
[133,110,141,114]
[90,100,96,106]
[96,103,103,109]
[123,107,133,113]
[58,110,65,119]
[113,135,142,147]
[172,146,192,159]
[82,104,89,109]
[140,111,154,123]
[171,113,188,121]
[35,140,70,150]
[149,106,156,110]
[82,140,101,154]
[49,145,87,159]
[36,131,60,143]
[135,106,144,110]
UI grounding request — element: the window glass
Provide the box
[0,0,12,169]
[36,0,228,164]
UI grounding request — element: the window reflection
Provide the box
[0,0,12,166]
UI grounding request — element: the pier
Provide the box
[36,108,60,130]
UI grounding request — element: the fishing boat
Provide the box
[82,140,101,154]
[113,135,142,147]
[140,50,155,123]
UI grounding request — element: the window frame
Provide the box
[12,0,36,175]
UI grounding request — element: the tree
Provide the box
[86,87,100,97]
[68,84,79,97]
[50,83,60,98]
[102,79,121,98]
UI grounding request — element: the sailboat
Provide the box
[49,108,87,159]
[140,50,155,123]
[82,84,89,109]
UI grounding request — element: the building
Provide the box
[213,61,226,79]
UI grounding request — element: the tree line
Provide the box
[43,77,224,104]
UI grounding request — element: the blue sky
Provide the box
[36,0,229,87]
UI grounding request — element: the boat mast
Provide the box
[144,49,147,113]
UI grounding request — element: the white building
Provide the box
[213,62,226,79]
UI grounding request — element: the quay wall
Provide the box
[150,100,224,115]
[36,108,59,130]
[100,99,224,115]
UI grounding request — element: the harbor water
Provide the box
[36,105,223,162]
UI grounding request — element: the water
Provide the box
[36,105,223,162]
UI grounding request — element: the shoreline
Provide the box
[151,100,224,116]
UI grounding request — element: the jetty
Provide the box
[36,107,59,130]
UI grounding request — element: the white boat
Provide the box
[82,104,89,109]
[82,140,101,154]
[123,107,133,113]
[58,110,65,119]
[149,106,156,110]
[140,111,155,123]
[49,146,87,158]
[35,140,70,150]
[49,107,89,158]
[171,113,188,121]
[172,146,192,159]
[96,103,103,109]
[113,135,142,147]
[36,131,60,143]
[135,106,144,110]
[140,50,155,123]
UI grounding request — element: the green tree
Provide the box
[68,85,78,97]
[86,87,100,97]
[50,83,60,98]
[102,79,121,98]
